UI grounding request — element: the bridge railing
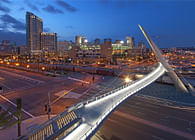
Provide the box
[52,63,162,140]
[66,63,160,113]
[77,62,165,140]
[21,63,162,140]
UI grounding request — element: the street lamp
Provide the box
[124,76,131,83]
[41,66,45,71]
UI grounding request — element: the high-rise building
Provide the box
[126,36,134,49]
[82,37,88,44]
[100,38,112,63]
[26,12,43,55]
[41,32,57,56]
[136,41,147,57]
[2,40,10,46]
[75,36,82,45]
[137,41,146,50]
[57,41,72,57]
[94,38,100,44]
[0,40,12,53]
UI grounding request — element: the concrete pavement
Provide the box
[0,115,54,140]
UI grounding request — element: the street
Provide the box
[93,96,195,140]
[0,66,195,140]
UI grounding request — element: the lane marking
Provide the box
[2,85,35,95]
[0,76,12,90]
[0,95,35,118]
[152,135,164,140]
[114,111,195,140]
[68,77,90,84]
[51,88,74,105]
[0,69,44,84]
[0,103,17,120]
[0,83,11,90]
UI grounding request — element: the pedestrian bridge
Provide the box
[20,62,167,140]
[19,25,190,140]
[64,62,166,140]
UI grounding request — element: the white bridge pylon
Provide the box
[138,25,189,93]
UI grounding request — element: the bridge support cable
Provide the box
[138,24,189,93]
[175,70,195,94]
[167,60,195,94]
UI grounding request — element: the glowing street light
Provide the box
[124,77,131,83]
[41,66,45,71]
[15,63,20,66]
[26,64,30,68]
[6,62,10,65]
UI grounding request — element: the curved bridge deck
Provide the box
[19,63,166,140]
[65,63,166,140]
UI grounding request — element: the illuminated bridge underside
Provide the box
[64,63,166,140]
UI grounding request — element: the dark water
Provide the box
[138,79,195,104]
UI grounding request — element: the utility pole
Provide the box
[92,74,95,83]
[38,59,39,72]
[16,98,22,137]
[48,91,51,120]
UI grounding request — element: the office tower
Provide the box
[41,32,57,55]
[126,36,134,49]
[100,38,112,63]
[137,41,146,50]
[115,40,124,44]
[26,12,43,54]
[94,38,100,44]
[0,40,11,53]
[2,40,10,46]
[75,35,82,45]
[82,37,88,44]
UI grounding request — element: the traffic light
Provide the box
[16,98,22,137]
[45,104,47,112]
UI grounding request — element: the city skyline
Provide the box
[0,0,195,48]
[0,2,195,139]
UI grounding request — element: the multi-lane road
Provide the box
[92,96,195,140]
[0,66,195,140]
[0,66,112,119]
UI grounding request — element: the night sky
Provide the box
[0,0,195,48]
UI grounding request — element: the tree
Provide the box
[16,98,22,137]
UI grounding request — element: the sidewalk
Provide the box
[0,115,54,140]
